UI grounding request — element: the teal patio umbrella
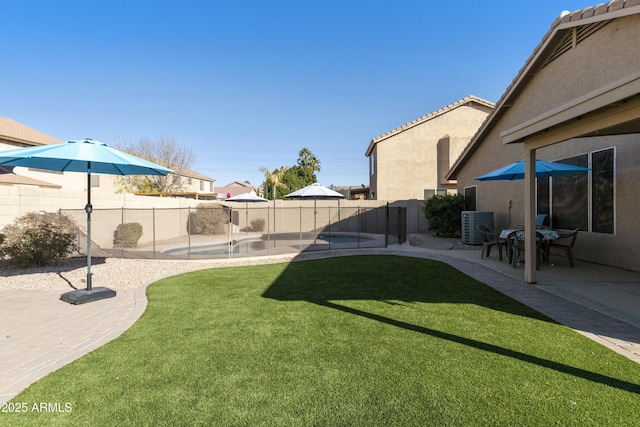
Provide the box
[0,139,172,304]
[475,159,590,181]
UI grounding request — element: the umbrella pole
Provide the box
[60,165,116,304]
[86,169,93,291]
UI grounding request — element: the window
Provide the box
[29,168,63,175]
[551,154,589,231]
[90,175,100,188]
[424,188,447,199]
[536,148,614,234]
[200,180,204,191]
[591,148,615,233]
[464,186,477,211]
[370,152,375,176]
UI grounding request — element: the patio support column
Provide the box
[524,148,537,283]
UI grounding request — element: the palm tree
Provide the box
[297,148,321,173]
[260,166,290,199]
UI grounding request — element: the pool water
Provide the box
[164,233,374,257]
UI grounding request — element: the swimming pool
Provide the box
[163,233,378,257]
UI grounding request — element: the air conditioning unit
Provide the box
[461,211,494,245]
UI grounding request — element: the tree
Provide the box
[260,166,290,200]
[280,165,316,196]
[116,136,196,194]
[261,148,321,199]
[297,147,321,172]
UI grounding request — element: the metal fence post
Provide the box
[357,207,361,248]
[228,207,233,259]
[398,206,402,243]
[385,202,389,247]
[153,207,156,258]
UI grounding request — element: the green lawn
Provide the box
[3,255,640,426]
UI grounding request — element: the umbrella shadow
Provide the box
[262,255,549,321]
[262,255,640,395]
[316,299,640,394]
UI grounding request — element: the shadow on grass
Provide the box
[316,300,640,395]
[262,255,640,395]
[262,255,551,322]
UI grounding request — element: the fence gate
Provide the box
[385,204,407,246]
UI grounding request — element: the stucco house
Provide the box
[135,167,216,200]
[0,117,101,195]
[216,181,259,199]
[447,1,640,281]
[1,117,216,199]
[365,95,494,200]
[0,117,217,229]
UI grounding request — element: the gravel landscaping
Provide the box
[0,233,471,292]
[0,255,305,291]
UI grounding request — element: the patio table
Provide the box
[500,228,560,267]
[499,228,559,241]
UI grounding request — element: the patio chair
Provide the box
[504,230,519,265]
[547,228,579,267]
[478,225,505,261]
[511,231,545,269]
[536,214,549,229]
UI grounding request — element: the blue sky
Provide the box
[2,1,600,188]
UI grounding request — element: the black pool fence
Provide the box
[62,202,418,260]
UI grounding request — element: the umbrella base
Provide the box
[60,287,117,305]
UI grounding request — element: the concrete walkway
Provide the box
[2,239,640,404]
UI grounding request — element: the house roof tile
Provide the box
[0,117,61,147]
[365,95,495,156]
[178,167,215,181]
[447,0,640,179]
[0,172,61,188]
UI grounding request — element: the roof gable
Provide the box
[365,95,495,156]
[224,181,253,188]
[448,0,640,178]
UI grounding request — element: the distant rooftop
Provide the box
[365,95,495,156]
[0,117,61,147]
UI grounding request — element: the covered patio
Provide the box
[447,2,640,283]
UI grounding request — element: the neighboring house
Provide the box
[180,169,215,195]
[137,167,216,200]
[0,117,79,191]
[447,1,640,279]
[0,117,220,233]
[365,95,494,200]
[1,116,216,201]
[216,181,258,199]
[335,185,370,200]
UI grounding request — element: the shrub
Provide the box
[113,222,143,248]
[188,203,229,235]
[422,193,465,237]
[0,211,78,267]
[250,218,265,232]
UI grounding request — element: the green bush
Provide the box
[250,218,265,232]
[0,211,78,267]
[188,203,229,235]
[422,193,465,237]
[113,222,143,248]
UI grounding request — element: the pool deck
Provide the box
[2,238,640,404]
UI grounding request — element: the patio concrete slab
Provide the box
[0,285,147,405]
